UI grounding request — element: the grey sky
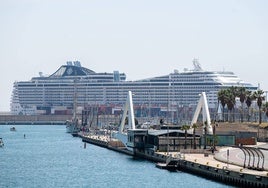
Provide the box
[0,0,267,111]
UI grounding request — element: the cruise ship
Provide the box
[11,59,257,117]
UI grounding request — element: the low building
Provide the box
[127,129,201,153]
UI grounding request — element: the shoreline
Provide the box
[79,132,268,187]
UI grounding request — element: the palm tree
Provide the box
[203,121,208,149]
[218,89,228,121]
[212,124,217,152]
[226,87,237,122]
[262,102,268,120]
[181,124,190,149]
[245,90,253,122]
[237,87,246,122]
[253,89,265,124]
[192,123,198,149]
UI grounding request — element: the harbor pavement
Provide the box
[214,142,268,171]
[83,132,268,177]
[172,143,268,177]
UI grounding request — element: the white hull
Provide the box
[66,121,80,135]
[112,131,133,152]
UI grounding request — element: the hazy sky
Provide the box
[0,0,267,111]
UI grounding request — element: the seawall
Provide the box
[0,115,72,125]
[177,159,268,187]
[79,133,268,187]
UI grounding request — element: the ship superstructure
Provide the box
[11,60,257,116]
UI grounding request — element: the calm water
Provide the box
[0,125,231,188]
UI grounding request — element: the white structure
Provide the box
[113,91,136,150]
[119,91,136,133]
[190,92,213,135]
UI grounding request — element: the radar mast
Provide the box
[193,58,202,71]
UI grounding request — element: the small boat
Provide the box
[10,127,16,131]
[66,119,80,137]
[0,138,4,147]
[66,83,80,137]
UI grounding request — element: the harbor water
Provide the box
[0,125,232,187]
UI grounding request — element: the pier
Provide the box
[81,134,133,156]
[77,91,268,187]
[79,132,268,187]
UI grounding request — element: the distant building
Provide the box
[11,60,257,117]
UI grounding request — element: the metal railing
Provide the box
[235,146,265,171]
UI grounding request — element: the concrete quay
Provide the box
[158,145,268,187]
[79,133,268,187]
[80,134,133,156]
[214,143,268,171]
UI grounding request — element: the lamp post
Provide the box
[227,149,229,169]
[167,124,169,155]
[204,126,207,149]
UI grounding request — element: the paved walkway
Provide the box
[165,143,268,176]
[84,133,268,177]
[182,153,268,176]
[214,143,268,171]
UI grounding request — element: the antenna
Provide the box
[66,61,73,66]
[73,61,81,67]
[193,58,202,71]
